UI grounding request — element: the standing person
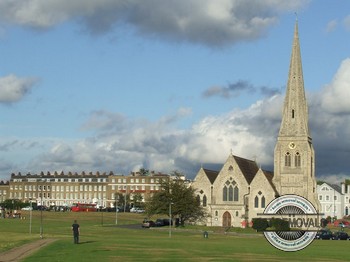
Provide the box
[71,220,80,244]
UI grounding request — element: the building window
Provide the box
[254,196,259,208]
[295,152,301,167]
[285,152,291,166]
[234,186,239,201]
[196,195,200,205]
[223,187,228,201]
[261,196,265,208]
[203,195,207,207]
[326,195,329,201]
[228,186,233,201]
[223,180,238,202]
[346,207,349,216]
[319,195,322,201]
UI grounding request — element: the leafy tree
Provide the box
[2,199,25,210]
[139,168,149,176]
[115,193,131,212]
[146,180,207,226]
[132,193,143,208]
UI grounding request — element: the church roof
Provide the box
[233,155,259,184]
[261,169,278,195]
[202,168,219,184]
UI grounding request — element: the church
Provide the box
[192,21,320,228]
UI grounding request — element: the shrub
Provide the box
[252,218,269,232]
[269,217,290,231]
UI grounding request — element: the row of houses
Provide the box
[0,171,178,208]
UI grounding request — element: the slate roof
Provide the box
[202,168,219,184]
[233,155,259,184]
[201,154,270,186]
[261,170,278,195]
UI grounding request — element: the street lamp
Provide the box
[39,182,43,239]
[29,199,32,234]
[169,202,172,238]
[115,193,119,225]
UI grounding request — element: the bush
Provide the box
[252,218,269,232]
[269,217,290,231]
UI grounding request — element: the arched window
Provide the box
[223,187,228,201]
[228,186,233,201]
[295,152,301,167]
[223,180,238,202]
[236,211,239,217]
[203,195,207,207]
[346,207,349,216]
[234,186,239,201]
[254,196,259,208]
[215,210,218,216]
[196,195,200,205]
[261,196,266,208]
[285,152,291,166]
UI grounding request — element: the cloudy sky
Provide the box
[0,0,349,184]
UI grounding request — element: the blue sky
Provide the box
[0,0,350,183]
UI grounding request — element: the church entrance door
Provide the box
[222,211,231,227]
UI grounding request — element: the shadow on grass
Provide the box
[77,241,97,245]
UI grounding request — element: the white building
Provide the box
[317,183,343,219]
[341,181,350,217]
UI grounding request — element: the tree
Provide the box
[139,168,149,176]
[132,193,143,208]
[115,193,131,212]
[146,180,207,226]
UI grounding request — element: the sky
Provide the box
[0,0,350,184]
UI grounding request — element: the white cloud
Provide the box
[320,58,350,114]
[0,74,38,103]
[325,19,338,33]
[0,0,309,47]
[343,15,350,31]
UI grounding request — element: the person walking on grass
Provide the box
[72,220,80,244]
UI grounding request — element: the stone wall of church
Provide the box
[248,170,276,221]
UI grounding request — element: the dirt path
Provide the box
[0,238,56,262]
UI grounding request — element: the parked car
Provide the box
[332,231,349,240]
[142,219,155,228]
[315,229,333,240]
[21,206,33,211]
[155,218,172,227]
[131,207,145,213]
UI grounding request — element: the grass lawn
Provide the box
[0,211,349,261]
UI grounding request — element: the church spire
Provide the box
[278,19,311,141]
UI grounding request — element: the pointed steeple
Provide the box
[273,19,319,210]
[278,19,311,141]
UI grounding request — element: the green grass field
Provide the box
[0,211,349,261]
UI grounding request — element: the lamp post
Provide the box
[29,199,32,234]
[40,184,43,239]
[169,202,172,238]
[333,188,335,220]
[115,193,119,225]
